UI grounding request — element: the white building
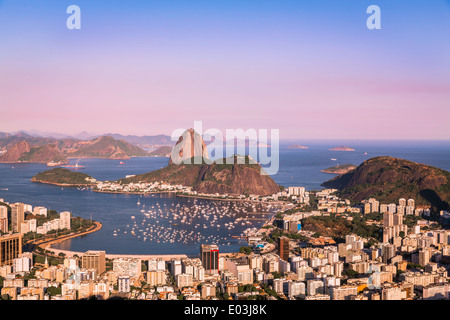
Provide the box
[59,211,71,230]
[118,276,131,293]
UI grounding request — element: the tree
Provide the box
[239,246,252,255]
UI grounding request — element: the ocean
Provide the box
[0,140,449,255]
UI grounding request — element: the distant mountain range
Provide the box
[0,134,148,163]
[0,131,174,149]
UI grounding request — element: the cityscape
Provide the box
[1,181,449,301]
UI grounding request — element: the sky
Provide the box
[0,0,449,140]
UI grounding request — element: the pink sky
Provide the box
[0,1,449,140]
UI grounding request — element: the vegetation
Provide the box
[239,246,253,255]
[323,156,450,211]
[32,168,96,186]
[300,213,382,242]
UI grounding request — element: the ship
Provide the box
[47,161,64,167]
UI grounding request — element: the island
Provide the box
[288,144,309,149]
[321,164,357,174]
[31,168,98,187]
[329,146,355,151]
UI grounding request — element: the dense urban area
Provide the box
[0,185,449,301]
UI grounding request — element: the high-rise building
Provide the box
[0,205,8,233]
[11,203,25,234]
[0,233,22,266]
[200,244,219,275]
[278,237,290,261]
[118,276,131,293]
[370,200,380,213]
[399,198,407,207]
[82,251,106,275]
[387,203,397,214]
[383,212,394,228]
[59,211,71,230]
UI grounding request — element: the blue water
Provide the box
[0,141,449,254]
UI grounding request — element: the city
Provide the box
[1,185,449,301]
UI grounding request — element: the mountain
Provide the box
[19,143,67,163]
[65,136,148,159]
[105,133,173,148]
[118,128,279,196]
[0,135,148,163]
[321,156,450,211]
[119,155,281,196]
[0,140,31,162]
[148,146,172,157]
[169,128,209,165]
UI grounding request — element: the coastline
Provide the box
[45,247,235,261]
[31,179,96,187]
[28,221,103,250]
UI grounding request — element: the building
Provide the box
[176,273,194,288]
[148,258,166,271]
[11,203,25,234]
[33,206,48,217]
[0,233,22,266]
[331,285,358,300]
[0,206,8,233]
[200,244,219,275]
[117,276,131,293]
[146,270,166,286]
[82,251,106,275]
[113,258,141,278]
[13,252,33,273]
[59,211,71,230]
[278,237,290,261]
[224,258,253,285]
[422,283,449,300]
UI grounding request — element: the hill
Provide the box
[322,156,450,211]
[148,146,172,157]
[0,135,148,163]
[65,135,147,159]
[321,164,357,174]
[31,168,97,186]
[119,155,281,196]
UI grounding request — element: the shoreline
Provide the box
[45,247,236,261]
[29,221,103,250]
[31,179,96,187]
